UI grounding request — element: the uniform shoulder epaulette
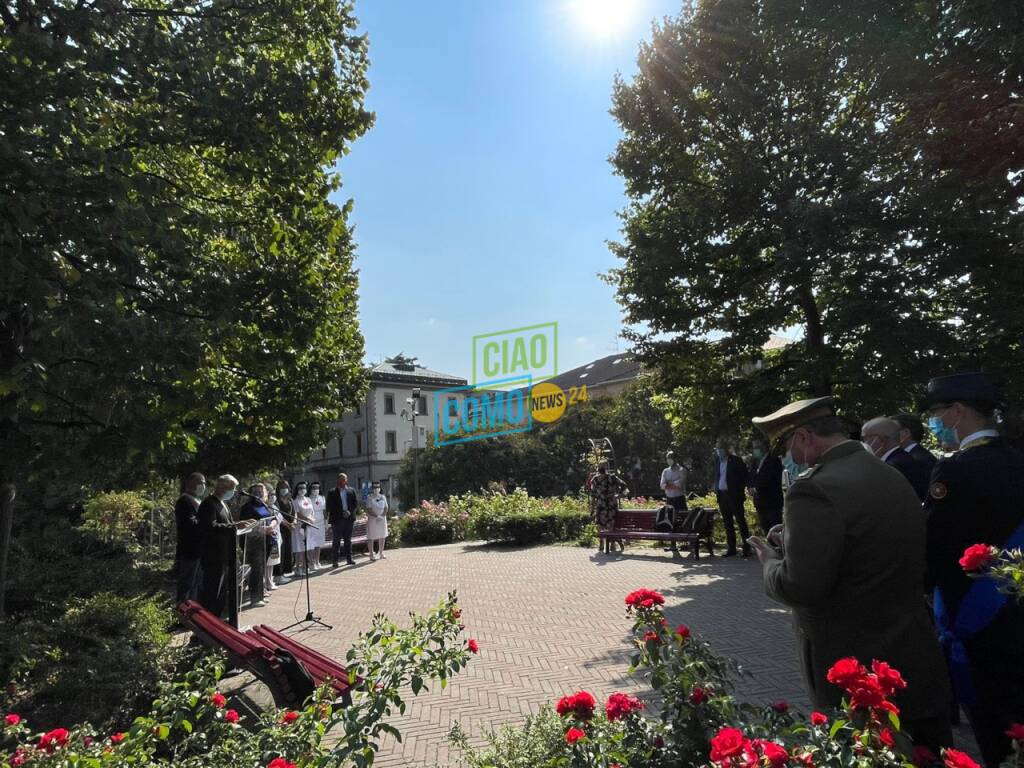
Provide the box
[796,465,819,480]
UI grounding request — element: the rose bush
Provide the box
[1,593,473,768]
[453,587,1002,768]
[960,542,1024,600]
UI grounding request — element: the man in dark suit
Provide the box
[326,471,359,567]
[894,412,938,480]
[198,474,255,620]
[750,397,952,753]
[862,416,931,501]
[174,471,206,603]
[712,442,750,557]
[923,373,1024,767]
[747,439,783,535]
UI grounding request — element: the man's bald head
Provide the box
[861,417,901,458]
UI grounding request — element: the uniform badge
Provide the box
[929,482,948,500]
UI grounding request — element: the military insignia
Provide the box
[798,466,818,479]
[929,482,948,500]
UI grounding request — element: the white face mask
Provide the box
[222,489,236,501]
[310,488,320,498]
[296,487,306,498]
[193,483,206,497]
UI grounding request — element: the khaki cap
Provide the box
[751,396,835,450]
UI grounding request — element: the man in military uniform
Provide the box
[923,373,1024,767]
[750,397,952,752]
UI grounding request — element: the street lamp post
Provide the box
[406,387,421,507]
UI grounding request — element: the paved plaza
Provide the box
[229,542,805,766]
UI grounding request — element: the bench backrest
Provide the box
[323,518,368,542]
[612,509,658,531]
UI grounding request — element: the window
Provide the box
[385,394,395,414]
[356,432,363,455]
[385,431,397,453]
[416,395,428,415]
[448,397,458,417]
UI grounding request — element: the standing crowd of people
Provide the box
[174,472,392,616]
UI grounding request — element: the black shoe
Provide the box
[346,560,355,565]
[331,562,339,568]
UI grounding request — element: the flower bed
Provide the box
[452,587,1018,768]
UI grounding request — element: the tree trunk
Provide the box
[797,284,833,395]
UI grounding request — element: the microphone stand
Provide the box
[283,519,332,632]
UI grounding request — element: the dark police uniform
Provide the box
[923,373,1024,767]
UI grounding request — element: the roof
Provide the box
[369,355,467,387]
[545,353,641,390]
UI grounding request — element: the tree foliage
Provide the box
[1,0,373,496]
[608,0,1024,438]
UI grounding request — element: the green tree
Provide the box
[608,0,1024,429]
[1,0,373,497]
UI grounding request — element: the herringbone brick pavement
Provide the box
[230,543,809,766]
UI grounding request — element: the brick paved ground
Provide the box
[223,542,977,766]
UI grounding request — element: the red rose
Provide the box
[771,701,789,713]
[879,728,895,748]
[280,711,299,725]
[565,726,585,744]
[753,739,789,768]
[958,543,996,572]
[848,675,899,715]
[913,747,937,767]
[268,759,296,768]
[871,660,907,696]
[690,686,709,704]
[604,692,644,721]
[943,749,980,768]
[810,712,828,726]
[10,748,29,767]
[826,657,866,690]
[452,608,461,619]
[625,588,665,608]
[642,631,660,644]
[676,624,691,640]
[467,639,479,653]
[39,728,70,753]
[556,691,596,721]
[224,709,239,724]
[710,727,747,761]
[1005,723,1024,742]
[83,736,94,748]
[210,692,226,708]
[4,714,20,727]
[110,732,125,744]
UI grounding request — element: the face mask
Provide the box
[782,452,807,481]
[278,489,289,498]
[222,489,236,501]
[928,416,959,446]
[752,448,764,460]
[296,487,306,498]
[861,440,876,454]
[310,487,320,498]
[193,483,206,497]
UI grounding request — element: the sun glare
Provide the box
[566,0,642,44]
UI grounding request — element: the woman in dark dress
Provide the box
[238,483,273,607]
[589,463,629,554]
[273,480,294,580]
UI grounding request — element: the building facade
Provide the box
[293,355,467,507]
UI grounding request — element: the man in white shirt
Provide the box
[659,452,687,551]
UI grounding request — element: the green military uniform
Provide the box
[753,398,951,748]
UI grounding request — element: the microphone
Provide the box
[236,489,262,500]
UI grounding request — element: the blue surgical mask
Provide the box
[928,416,958,446]
[222,489,236,501]
[782,452,807,481]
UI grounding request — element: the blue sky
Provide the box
[335,0,680,381]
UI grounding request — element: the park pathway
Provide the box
[235,542,805,766]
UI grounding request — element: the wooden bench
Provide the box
[178,601,360,707]
[322,516,370,556]
[598,506,717,559]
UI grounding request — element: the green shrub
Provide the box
[80,491,149,546]
[393,500,471,546]
[3,593,177,730]
[450,705,569,767]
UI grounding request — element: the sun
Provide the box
[565,0,642,44]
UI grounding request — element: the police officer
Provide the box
[923,372,1024,766]
[750,397,952,752]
